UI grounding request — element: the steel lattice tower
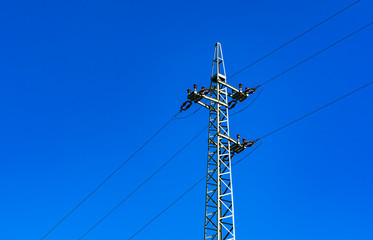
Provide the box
[181,42,257,240]
[204,43,235,240]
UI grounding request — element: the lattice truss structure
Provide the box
[181,42,257,240]
[205,43,235,240]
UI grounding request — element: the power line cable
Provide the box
[73,20,373,236]
[126,143,263,240]
[176,100,205,119]
[77,126,207,239]
[50,14,371,239]
[227,0,361,80]
[39,112,180,240]
[258,80,373,140]
[175,105,203,119]
[77,87,263,237]
[124,80,373,240]
[126,140,263,240]
[258,21,373,87]
[127,176,206,240]
[178,12,370,120]
[232,20,372,117]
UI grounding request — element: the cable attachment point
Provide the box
[230,83,257,104]
[230,134,257,158]
[187,84,210,103]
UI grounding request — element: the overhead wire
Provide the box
[43,2,368,238]
[127,176,206,240]
[77,126,208,239]
[124,79,373,240]
[39,111,180,240]
[229,20,373,117]
[176,103,205,119]
[177,20,373,120]
[232,20,373,116]
[125,140,263,240]
[231,20,373,117]
[257,21,373,87]
[227,0,361,80]
[175,105,203,119]
[73,20,373,238]
[258,80,373,140]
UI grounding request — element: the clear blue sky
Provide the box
[0,0,372,239]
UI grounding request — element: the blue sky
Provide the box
[0,0,372,239]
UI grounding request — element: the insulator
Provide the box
[180,100,192,111]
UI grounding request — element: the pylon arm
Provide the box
[217,133,239,145]
[196,100,214,111]
[202,95,229,107]
[217,80,240,93]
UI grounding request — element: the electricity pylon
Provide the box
[180,42,257,240]
[204,42,236,240]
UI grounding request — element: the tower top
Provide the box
[211,42,226,81]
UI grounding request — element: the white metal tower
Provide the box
[204,43,235,240]
[181,42,257,240]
